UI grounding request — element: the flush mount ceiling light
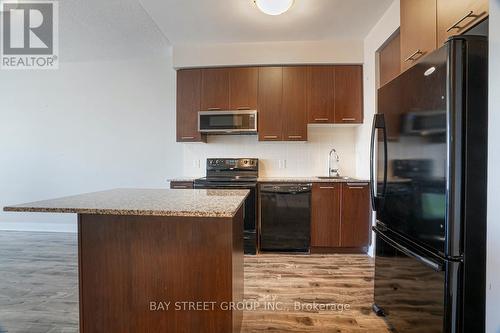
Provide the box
[254,0,295,16]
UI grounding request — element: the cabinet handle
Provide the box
[348,186,365,189]
[342,118,356,121]
[207,107,221,111]
[314,118,329,121]
[404,49,423,62]
[288,135,303,139]
[181,136,195,140]
[347,183,369,186]
[237,106,251,110]
[172,185,188,189]
[319,186,335,189]
[263,135,278,139]
[446,11,478,32]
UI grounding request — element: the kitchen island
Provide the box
[4,188,248,333]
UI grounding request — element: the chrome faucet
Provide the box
[328,149,340,177]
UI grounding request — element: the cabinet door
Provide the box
[437,0,488,45]
[176,69,205,142]
[334,66,363,124]
[258,67,283,141]
[341,183,371,248]
[201,68,230,111]
[379,32,401,88]
[307,66,335,123]
[400,0,437,71]
[283,66,307,141]
[311,183,341,248]
[229,67,258,110]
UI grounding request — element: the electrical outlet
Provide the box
[193,159,201,168]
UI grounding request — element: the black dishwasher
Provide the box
[259,183,311,252]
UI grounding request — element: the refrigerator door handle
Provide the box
[370,114,388,210]
[373,227,443,272]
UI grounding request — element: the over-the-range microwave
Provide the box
[198,110,257,134]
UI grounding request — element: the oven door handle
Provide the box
[373,226,443,272]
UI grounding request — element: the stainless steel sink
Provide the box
[316,176,351,180]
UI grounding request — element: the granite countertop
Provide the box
[257,177,370,183]
[3,188,249,218]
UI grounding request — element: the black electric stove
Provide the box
[194,158,258,255]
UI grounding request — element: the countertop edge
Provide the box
[3,206,238,218]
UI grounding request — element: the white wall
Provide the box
[487,0,500,332]
[0,0,181,232]
[356,0,400,179]
[173,40,363,68]
[181,126,358,178]
[0,57,179,232]
[357,0,400,256]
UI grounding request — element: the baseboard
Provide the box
[0,222,77,233]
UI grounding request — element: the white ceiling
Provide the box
[139,0,394,44]
[59,0,169,62]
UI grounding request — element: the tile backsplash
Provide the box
[181,126,357,178]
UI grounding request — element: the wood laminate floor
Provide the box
[0,231,390,333]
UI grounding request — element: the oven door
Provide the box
[373,226,461,333]
[198,110,257,134]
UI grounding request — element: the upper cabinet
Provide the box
[379,31,401,88]
[307,65,363,124]
[334,66,363,124]
[258,67,283,141]
[307,66,335,123]
[229,67,258,110]
[282,66,308,141]
[201,68,230,111]
[400,0,437,72]
[399,0,488,73]
[436,0,488,45]
[176,69,206,143]
[177,65,364,142]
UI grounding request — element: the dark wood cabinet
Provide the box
[282,66,308,141]
[379,31,401,88]
[258,67,283,141]
[307,66,335,123]
[400,0,437,71]
[311,183,341,248]
[437,0,488,45]
[201,68,230,111]
[340,183,371,248]
[229,67,258,110]
[177,65,364,142]
[170,181,194,189]
[176,69,206,143]
[334,66,363,123]
[310,182,371,252]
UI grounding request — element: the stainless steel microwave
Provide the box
[198,110,258,134]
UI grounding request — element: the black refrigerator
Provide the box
[370,36,488,333]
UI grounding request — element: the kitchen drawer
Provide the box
[170,181,194,189]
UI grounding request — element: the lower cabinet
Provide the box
[340,183,371,248]
[311,182,371,252]
[311,183,341,247]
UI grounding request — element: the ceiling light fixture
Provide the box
[254,0,295,16]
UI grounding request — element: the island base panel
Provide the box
[78,211,243,333]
